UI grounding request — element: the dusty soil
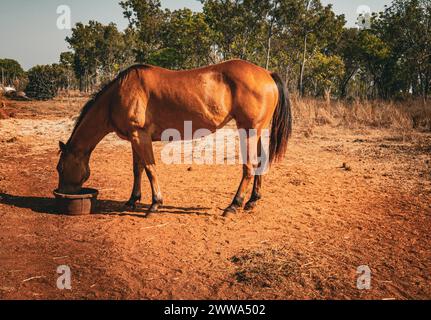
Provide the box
[0,98,430,300]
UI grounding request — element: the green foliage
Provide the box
[26,65,60,100]
[202,0,270,62]
[307,53,345,96]
[372,0,431,98]
[0,58,26,89]
[59,52,77,90]
[120,0,163,62]
[336,0,431,99]
[66,21,134,91]
[155,9,213,68]
[37,0,428,100]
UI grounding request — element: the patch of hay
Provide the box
[230,247,302,288]
[229,246,351,298]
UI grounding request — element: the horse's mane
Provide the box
[67,64,150,145]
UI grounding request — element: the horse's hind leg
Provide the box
[131,130,164,216]
[145,164,163,214]
[244,176,262,211]
[245,138,263,211]
[223,130,259,218]
[126,148,144,209]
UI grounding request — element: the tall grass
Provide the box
[292,95,431,132]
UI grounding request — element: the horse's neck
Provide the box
[69,98,112,155]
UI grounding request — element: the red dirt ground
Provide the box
[0,98,430,300]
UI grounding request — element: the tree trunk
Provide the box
[425,71,430,100]
[340,69,357,99]
[299,0,311,97]
[79,76,84,92]
[299,33,308,97]
[324,88,331,105]
[265,18,275,70]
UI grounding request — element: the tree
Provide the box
[153,9,213,69]
[66,21,104,91]
[116,0,347,97]
[66,21,135,92]
[306,52,345,97]
[289,1,345,96]
[52,0,430,100]
[96,23,135,81]
[356,31,391,98]
[120,0,164,62]
[201,0,270,62]
[372,0,431,99]
[26,65,60,100]
[336,28,362,98]
[337,0,431,99]
[59,52,77,91]
[267,0,345,95]
[0,58,26,89]
[336,28,392,99]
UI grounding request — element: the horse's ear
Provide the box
[59,141,67,153]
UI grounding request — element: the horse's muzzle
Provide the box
[57,183,82,195]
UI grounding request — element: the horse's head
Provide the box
[56,141,90,194]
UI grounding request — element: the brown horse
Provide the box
[57,59,292,217]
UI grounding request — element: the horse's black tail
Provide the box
[269,73,293,164]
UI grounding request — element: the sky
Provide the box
[0,0,391,70]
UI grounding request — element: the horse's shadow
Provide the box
[0,193,212,218]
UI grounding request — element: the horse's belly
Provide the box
[150,103,231,141]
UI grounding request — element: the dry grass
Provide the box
[229,246,349,298]
[292,96,431,134]
[2,91,430,135]
[230,247,304,289]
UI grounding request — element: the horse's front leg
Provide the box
[131,130,164,217]
[126,148,143,209]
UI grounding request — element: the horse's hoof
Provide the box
[145,212,154,218]
[124,202,137,211]
[148,203,161,214]
[223,206,237,218]
[244,201,257,212]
